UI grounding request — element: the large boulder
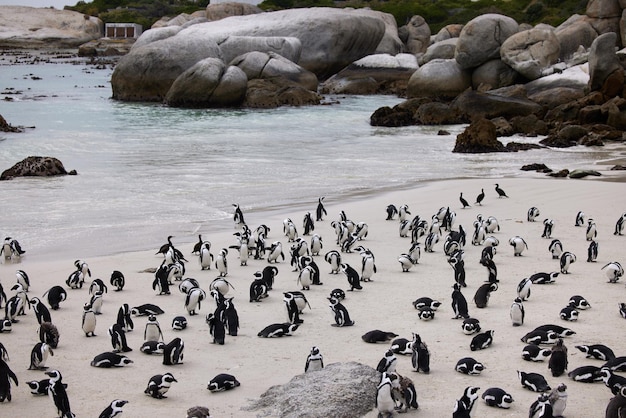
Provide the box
[452,89,542,120]
[471,59,519,90]
[586,0,622,18]
[243,362,379,418]
[500,27,561,80]
[242,77,322,108]
[319,53,418,95]
[455,14,519,70]
[205,2,262,21]
[1,156,72,180]
[0,6,102,48]
[433,24,464,43]
[122,8,390,81]
[555,15,598,60]
[164,58,248,107]
[218,36,302,67]
[231,51,318,91]
[453,118,507,153]
[588,32,624,95]
[420,38,458,65]
[407,59,472,99]
[404,15,431,54]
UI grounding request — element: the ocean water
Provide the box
[0,54,619,260]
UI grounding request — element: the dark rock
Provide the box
[1,156,70,180]
[369,98,428,127]
[506,142,544,151]
[528,87,586,109]
[438,130,451,135]
[588,32,623,95]
[521,163,552,172]
[453,118,507,153]
[548,169,570,177]
[242,77,322,109]
[243,361,379,418]
[0,114,22,133]
[510,114,549,136]
[415,102,464,125]
[580,134,605,146]
[491,117,515,136]
[578,105,606,124]
[569,169,602,178]
[452,89,542,120]
[610,165,626,170]
[558,125,589,142]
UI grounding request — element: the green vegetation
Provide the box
[66,0,588,33]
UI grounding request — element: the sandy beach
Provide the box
[1,176,625,417]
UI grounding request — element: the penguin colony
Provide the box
[0,182,625,417]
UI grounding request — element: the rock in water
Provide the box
[1,156,74,180]
[453,119,507,153]
[243,362,379,417]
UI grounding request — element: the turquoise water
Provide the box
[0,54,616,259]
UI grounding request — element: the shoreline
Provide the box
[1,177,625,417]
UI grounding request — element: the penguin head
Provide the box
[502,393,514,404]
[163,373,177,383]
[45,369,62,381]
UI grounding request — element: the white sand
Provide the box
[1,177,625,417]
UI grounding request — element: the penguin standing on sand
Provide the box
[560,252,576,274]
[549,339,568,377]
[517,277,532,300]
[528,207,540,222]
[328,296,355,327]
[162,338,184,365]
[529,393,553,418]
[109,324,132,352]
[587,240,598,262]
[542,219,554,239]
[451,283,470,319]
[586,219,597,241]
[602,261,624,283]
[548,239,563,259]
[0,357,17,402]
[509,236,528,256]
[215,248,229,276]
[376,372,397,418]
[99,399,128,418]
[110,270,125,291]
[548,383,567,417]
[30,297,52,324]
[302,212,314,235]
[473,282,498,308]
[575,211,585,227]
[341,263,362,291]
[82,303,97,337]
[145,373,177,399]
[29,342,53,370]
[206,313,225,345]
[284,292,304,324]
[144,315,164,342]
[453,386,480,418]
[614,213,626,235]
[305,346,324,372]
[232,204,245,227]
[15,269,30,292]
[116,304,134,332]
[510,298,525,326]
[376,349,398,374]
[46,370,73,418]
[316,197,327,221]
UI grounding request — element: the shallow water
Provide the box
[0,55,620,260]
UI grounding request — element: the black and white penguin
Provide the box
[481,387,514,409]
[0,357,17,402]
[575,210,585,227]
[215,248,228,277]
[108,323,132,352]
[462,318,481,335]
[305,346,324,372]
[208,373,240,392]
[398,204,411,222]
[232,203,245,227]
[575,344,615,361]
[455,357,485,375]
[46,369,73,417]
[116,304,134,332]
[587,240,598,262]
[316,197,327,221]
[310,233,323,256]
[302,212,315,235]
[98,399,128,418]
[30,296,52,324]
[517,277,533,301]
[410,333,430,373]
[412,297,441,311]
[529,393,553,418]
[340,263,362,291]
[600,368,626,395]
[548,239,563,259]
[184,287,206,316]
[532,324,576,338]
[473,282,498,308]
[266,241,285,264]
[29,342,53,370]
[172,316,187,331]
[90,352,133,368]
[448,251,466,287]
[329,288,345,301]
[15,269,30,292]
[530,271,559,284]
[259,266,278,290]
[528,207,540,222]
[324,250,341,274]
[297,265,314,291]
[140,341,165,355]
[475,188,485,205]
[560,306,579,321]
[567,365,603,382]
[88,278,108,297]
[0,320,10,334]
[328,296,355,327]
[357,247,376,282]
[523,344,552,362]
[152,261,171,295]
[518,370,551,392]
[43,285,67,310]
[568,295,591,310]
[390,337,412,355]
[548,383,567,417]
[65,268,85,290]
[361,330,398,344]
[162,337,184,365]
[257,322,299,337]
[521,330,559,345]
[385,204,398,220]
[131,303,164,316]
[398,253,417,272]
[451,283,470,319]
[479,256,498,283]
[417,307,436,321]
[586,218,597,241]
[375,372,397,418]
[376,349,398,374]
[548,339,568,377]
[619,303,626,319]
[220,297,239,336]
[27,378,58,396]
[542,219,554,239]
[510,297,525,326]
[145,373,177,399]
[559,251,576,274]
[109,270,125,291]
[82,303,97,337]
[605,386,626,418]
[509,235,528,256]
[602,356,626,372]
[144,315,164,342]
[602,261,624,283]
[453,386,480,418]
[470,330,494,351]
[89,290,104,315]
[206,313,225,345]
